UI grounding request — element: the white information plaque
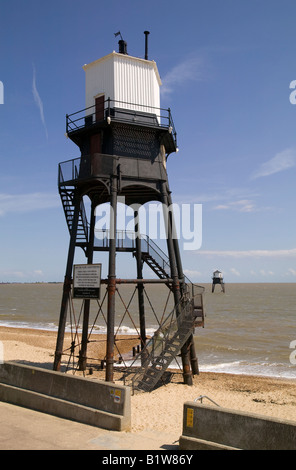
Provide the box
[73,264,102,299]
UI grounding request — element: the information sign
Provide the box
[73,264,102,299]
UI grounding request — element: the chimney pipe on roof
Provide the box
[118,39,128,54]
[144,31,150,60]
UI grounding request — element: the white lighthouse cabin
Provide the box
[213,270,223,279]
[83,51,162,125]
[65,39,176,149]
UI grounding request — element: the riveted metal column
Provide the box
[161,181,192,385]
[167,190,185,294]
[78,199,96,371]
[134,208,146,352]
[105,176,117,382]
[167,190,198,375]
[160,182,180,304]
[53,191,81,371]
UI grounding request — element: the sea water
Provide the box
[0,282,295,379]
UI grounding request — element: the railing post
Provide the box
[58,164,62,185]
[174,132,177,147]
[108,97,110,118]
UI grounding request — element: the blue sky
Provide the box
[0,0,295,283]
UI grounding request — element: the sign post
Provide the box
[73,264,102,299]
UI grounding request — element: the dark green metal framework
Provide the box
[53,96,204,386]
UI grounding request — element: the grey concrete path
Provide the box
[0,402,179,450]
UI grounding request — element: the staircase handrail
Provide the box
[140,234,171,276]
[124,295,195,392]
[140,234,205,301]
[79,197,89,240]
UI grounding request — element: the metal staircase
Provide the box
[124,235,205,392]
[124,296,198,392]
[140,236,205,328]
[58,158,89,246]
[141,252,169,279]
[59,188,89,245]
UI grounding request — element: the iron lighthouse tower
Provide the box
[53,34,204,390]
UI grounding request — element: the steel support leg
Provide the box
[167,190,185,295]
[105,176,117,382]
[53,192,81,371]
[190,340,199,375]
[167,190,199,375]
[134,209,147,358]
[78,200,96,371]
[161,182,193,385]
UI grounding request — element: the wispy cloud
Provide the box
[32,64,48,139]
[173,188,259,212]
[161,56,204,96]
[252,147,296,179]
[183,268,202,278]
[213,199,256,213]
[0,192,59,216]
[230,267,240,276]
[195,248,296,258]
[250,269,274,277]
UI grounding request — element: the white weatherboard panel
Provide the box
[113,54,160,114]
[84,54,115,110]
[83,52,161,118]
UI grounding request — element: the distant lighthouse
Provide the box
[212,270,225,293]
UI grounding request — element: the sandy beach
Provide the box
[1,325,296,447]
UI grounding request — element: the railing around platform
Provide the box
[66,98,177,146]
